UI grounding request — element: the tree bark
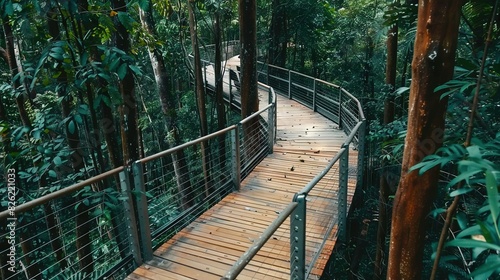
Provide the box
[387,1,464,279]
[47,7,94,274]
[139,2,194,210]
[111,0,140,165]
[269,0,287,67]
[2,19,30,127]
[374,21,398,279]
[188,0,213,197]
[214,11,227,179]
[239,0,258,119]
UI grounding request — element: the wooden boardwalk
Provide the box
[126,93,357,280]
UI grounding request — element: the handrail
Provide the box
[220,202,298,280]
[0,166,124,220]
[138,125,237,164]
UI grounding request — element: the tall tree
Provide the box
[139,0,194,210]
[374,6,398,277]
[239,0,258,119]
[111,0,140,165]
[387,1,464,278]
[268,0,287,67]
[213,4,227,176]
[188,0,213,197]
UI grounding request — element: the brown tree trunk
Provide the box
[239,0,258,119]
[239,0,260,169]
[374,21,398,279]
[188,0,213,197]
[139,3,194,209]
[111,0,140,165]
[269,0,287,67]
[47,7,94,274]
[214,11,227,181]
[387,1,464,279]
[2,19,30,127]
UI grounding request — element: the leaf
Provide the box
[485,170,500,239]
[470,255,500,278]
[456,211,468,230]
[138,0,150,10]
[129,64,142,76]
[48,170,57,178]
[53,156,62,166]
[445,238,500,251]
[117,11,135,30]
[449,186,474,197]
[117,63,128,80]
[68,119,76,134]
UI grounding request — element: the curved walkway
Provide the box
[126,94,357,280]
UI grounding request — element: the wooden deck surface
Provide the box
[127,94,357,280]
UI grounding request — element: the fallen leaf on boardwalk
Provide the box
[290,166,295,171]
[299,159,305,162]
[314,150,320,153]
[268,178,272,181]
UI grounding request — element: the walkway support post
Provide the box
[312,79,317,112]
[356,120,366,190]
[231,126,241,191]
[338,146,349,243]
[338,88,343,129]
[290,193,306,280]
[119,168,142,266]
[132,162,153,261]
[268,89,275,154]
[288,69,292,99]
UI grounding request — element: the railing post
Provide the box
[229,69,233,106]
[231,126,241,191]
[132,162,153,261]
[268,90,275,154]
[338,146,349,243]
[312,79,317,112]
[290,193,306,280]
[338,88,343,129]
[119,168,142,266]
[288,69,292,99]
[356,120,366,190]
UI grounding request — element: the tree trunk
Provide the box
[139,3,194,210]
[111,0,140,165]
[387,1,464,279]
[239,0,260,170]
[47,8,94,274]
[188,0,213,197]
[2,18,30,127]
[269,0,287,67]
[239,0,258,119]
[374,21,398,279]
[214,11,227,182]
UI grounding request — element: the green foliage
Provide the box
[413,135,500,278]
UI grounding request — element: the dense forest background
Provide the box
[0,0,499,279]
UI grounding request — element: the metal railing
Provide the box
[222,61,366,280]
[0,80,276,279]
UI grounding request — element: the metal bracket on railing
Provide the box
[119,168,143,266]
[290,193,306,280]
[312,79,317,112]
[338,146,349,243]
[338,87,343,129]
[268,94,275,154]
[231,125,241,191]
[356,120,366,190]
[132,162,153,261]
